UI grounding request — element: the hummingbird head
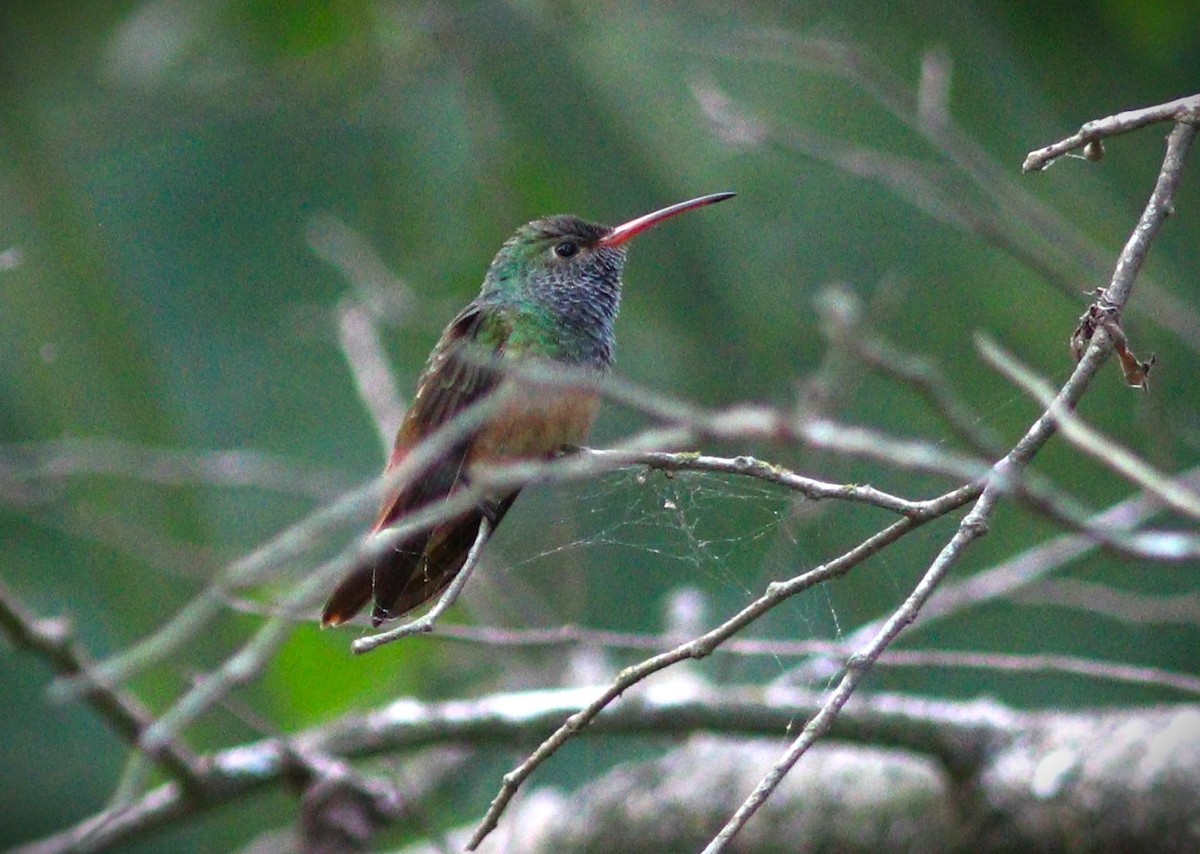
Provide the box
[479,216,626,367]
[480,192,736,367]
[483,216,624,302]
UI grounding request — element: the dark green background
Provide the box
[3,1,1198,849]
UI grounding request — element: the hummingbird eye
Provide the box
[553,241,578,259]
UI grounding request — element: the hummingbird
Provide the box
[321,192,736,628]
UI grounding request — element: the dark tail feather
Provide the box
[370,493,518,626]
[321,493,518,628]
[320,562,374,627]
[320,535,425,628]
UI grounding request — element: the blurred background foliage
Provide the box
[2,0,1198,849]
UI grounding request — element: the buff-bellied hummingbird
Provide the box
[321,192,736,627]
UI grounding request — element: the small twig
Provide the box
[878,648,1200,696]
[1105,120,1197,307]
[424,624,1200,695]
[979,335,1200,521]
[202,604,1200,697]
[337,299,406,455]
[1012,580,1200,627]
[799,419,987,481]
[587,449,929,515]
[431,621,842,657]
[0,438,350,499]
[351,517,492,654]
[836,465,1200,648]
[1023,93,1200,171]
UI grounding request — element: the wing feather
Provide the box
[320,303,514,627]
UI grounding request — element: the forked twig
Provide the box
[980,335,1200,521]
[701,342,1112,852]
[697,104,1198,854]
[0,581,205,791]
[464,483,979,849]
[351,518,492,654]
[1023,93,1200,171]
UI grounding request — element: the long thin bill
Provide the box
[598,191,736,248]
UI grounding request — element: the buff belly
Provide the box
[467,382,601,464]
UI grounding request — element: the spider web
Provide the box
[485,465,848,669]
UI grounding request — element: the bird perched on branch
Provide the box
[321,192,736,627]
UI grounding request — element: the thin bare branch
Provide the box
[1103,120,1197,305]
[351,517,492,653]
[701,111,1198,853]
[425,624,1200,696]
[1023,93,1200,171]
[464,483,979,849]
[1013,580,1200,627]
[0,438,351,499]
[837,465,1200,649]
[337,299,406,454]
[586,449,929,515]
[0,579,205,790]
[980,334,1200,521]
[878,648,1200,696]
[799,419,986,481]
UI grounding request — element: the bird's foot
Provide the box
[556,443,591,457]
[478,498,505,525]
